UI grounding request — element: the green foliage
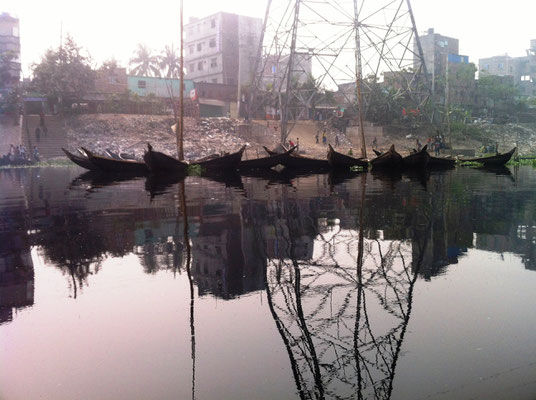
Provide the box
[129,44,161,77]
[159,45,180,78]
[0,51,21,113]
[32,35,95,102]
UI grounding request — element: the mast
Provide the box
[177,0,185,160]
[353,0,367,159]
[280,0,301,145]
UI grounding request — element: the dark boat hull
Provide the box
[327,144,368,169]
[239,146,296,170]
[82,147,149,174]
[402,145,429,169]
[63,148,99,171]
[428,154,456,168]
[192,145,246,171]
[370,145,403,170]
[280,155,330,170]
[461,147,516,166]
[143,146,189,174]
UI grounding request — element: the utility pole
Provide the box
[177,0,185,160]
[353,0,367,159]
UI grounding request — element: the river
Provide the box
[1,166,535,400]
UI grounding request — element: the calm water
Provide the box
[1,165,536,400]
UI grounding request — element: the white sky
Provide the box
[3,0,535,78]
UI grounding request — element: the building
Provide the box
[184,12,262,87]
[414,28,460,92]
[127,75,194,99]
[259,53,314,91]
[479,55,514,77]
[0,12,20,88]
[479,40,536,98]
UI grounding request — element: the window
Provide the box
[210,58,217,68]
[189,64,195,73]
[197,61,204,71]
[197,24,201,32]
[137,80,146,89]
[189,45,194,54]
[211,19,216,28]
[197,42,203,51]
[521,75,530,81]
[212,78,218,83]
[209,38,216,48]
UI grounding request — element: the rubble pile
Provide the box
[480,123,536,155]
[65,115,260,160]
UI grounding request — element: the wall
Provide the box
[127,76,194,98]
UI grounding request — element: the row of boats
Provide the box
[62,143,517,177]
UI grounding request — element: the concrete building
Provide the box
[479,40,536,98]
[479,55,514,77]
[0,12,20,89]
[184,12,262,87]
[414,28,460,93]
[259,52,314,91]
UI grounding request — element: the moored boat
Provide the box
[191,145,246,172]
[143,143,189,174]
[238,146,296,170]
[460,147,516,167]
[427,154,456,168]
[402,145,429,169]
[62,148,100,171]
[82,147,149,174]
[370,144,403,170]
[327,144,369,169]
[263,145,329,170]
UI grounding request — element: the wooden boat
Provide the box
[82,147,149,174]
[370,144,403,170]
[402,145,429,169]
[191,145,246,171]
[263,146,282,156]
[327,144,368,169]
[62,148,100,171]
[238,146,296,170]
[460,147,516,167]
[263,145,329,170]
[143,143,189,174]
[427,154,456,168]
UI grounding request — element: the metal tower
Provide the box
[248,0,433,157]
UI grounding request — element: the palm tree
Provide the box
[129,44,160,77]
[159,44,181,78]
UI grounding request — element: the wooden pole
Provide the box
[353,0,367,159]
[177,0,185,160]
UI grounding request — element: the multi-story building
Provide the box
[0,12,20,89]
[479,40,536,98]
[184,12,262,87]
[414,28,460,93]
[479,55,514,77]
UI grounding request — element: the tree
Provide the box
[0,51,21,115]
[477,75,520,119]
[32,35,95,106]
[159,45,181,78]
[129,44,160,77]
[100,58,120,72]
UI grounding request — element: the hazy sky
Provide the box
[3,0,535,77]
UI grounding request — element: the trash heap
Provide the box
[65,115,258,160]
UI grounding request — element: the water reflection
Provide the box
[1,165,536,398]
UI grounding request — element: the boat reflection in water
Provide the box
[1,165,536,399]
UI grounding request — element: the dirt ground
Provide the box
[63,114,536,161]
